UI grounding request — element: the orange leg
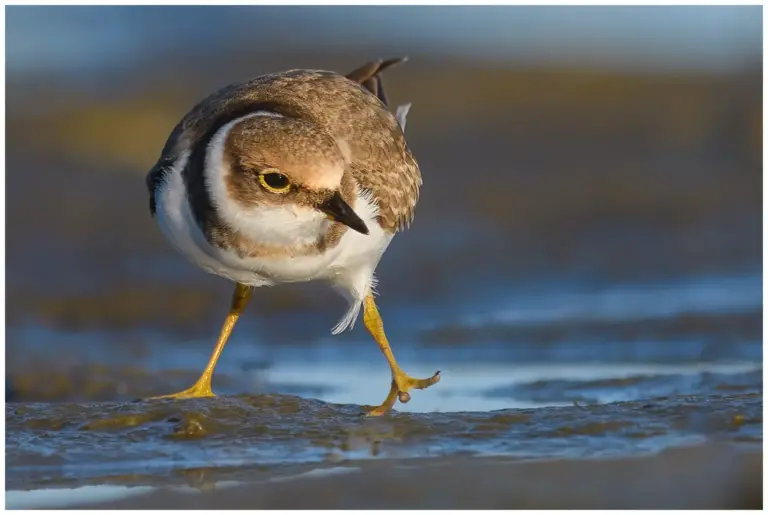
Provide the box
[363,294,440,416]
[149,283,253,400]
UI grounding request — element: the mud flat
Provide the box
[6,390,762,509]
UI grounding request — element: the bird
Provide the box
[144,57,440,415]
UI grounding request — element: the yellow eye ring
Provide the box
[258,170,291,194]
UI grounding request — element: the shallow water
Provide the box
[6,271,763,499]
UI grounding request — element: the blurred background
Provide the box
[5,5,762,408]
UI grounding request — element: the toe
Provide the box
[403,370,441,391]
[145,387,215,401]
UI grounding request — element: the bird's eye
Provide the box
[258,170,291,193]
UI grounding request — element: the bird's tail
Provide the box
[346,57,408,108]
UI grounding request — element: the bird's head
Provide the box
[205,113,369,245]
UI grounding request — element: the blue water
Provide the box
[455,271,762,328]
[7,270,761,410]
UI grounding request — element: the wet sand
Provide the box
[9,443,761,509]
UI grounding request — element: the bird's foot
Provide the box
[145,381,215,401]
[367,369,441,416]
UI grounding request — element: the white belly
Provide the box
[153,153,393,332]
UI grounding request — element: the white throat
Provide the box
[204,112,331,247]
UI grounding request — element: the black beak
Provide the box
[318,192,369,235]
